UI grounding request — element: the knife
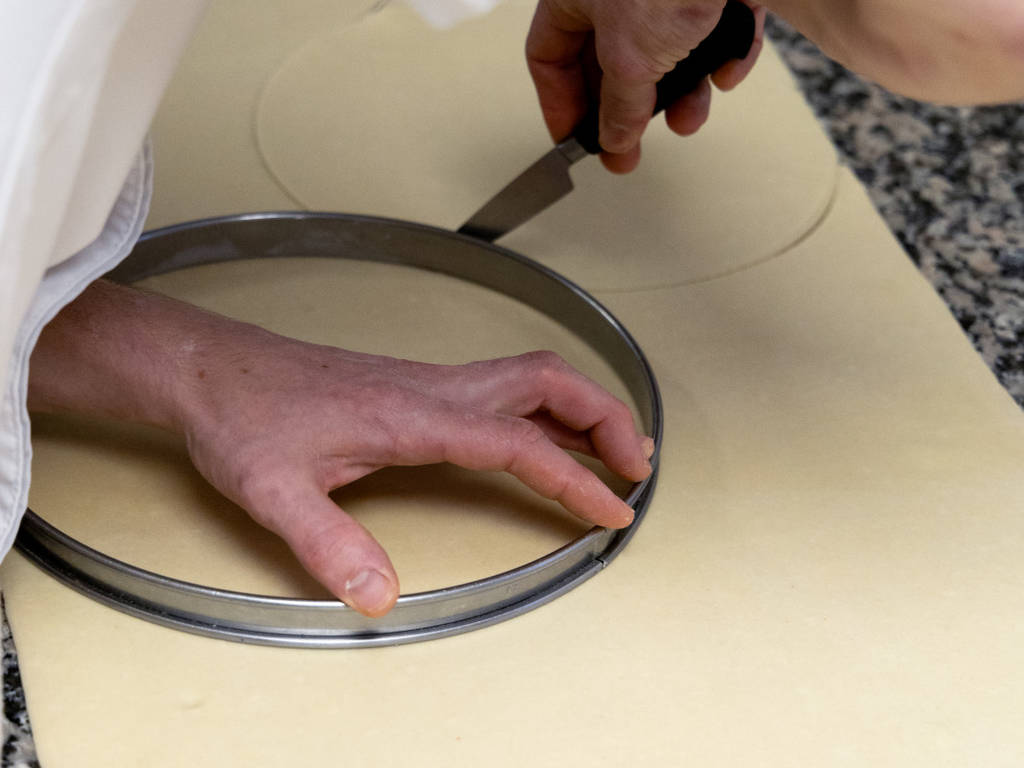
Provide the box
[457,0,756,242]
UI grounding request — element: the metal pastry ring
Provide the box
[16,212,662,648]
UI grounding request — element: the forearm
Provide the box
[27,279,216,433]
[765,0,1024,104]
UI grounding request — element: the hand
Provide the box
[30,282,653,618]
[526,0,765,173]
[180,328,653,617]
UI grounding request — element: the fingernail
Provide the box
[640,436,656,460]
[344,569,395,616]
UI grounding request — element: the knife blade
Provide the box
[457,0,756,242]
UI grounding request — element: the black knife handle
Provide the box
[572,0,756,155]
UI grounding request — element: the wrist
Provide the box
[28,280,236,436]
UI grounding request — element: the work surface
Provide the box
[5,2,1024,765]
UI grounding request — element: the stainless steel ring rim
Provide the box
[16,212,663,648]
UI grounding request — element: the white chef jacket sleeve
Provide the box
[404,0,505,29]
[0,147,153,561]
[0,0,207,563]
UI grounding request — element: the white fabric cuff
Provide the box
[0,142,153,563]
[403,0,504,29]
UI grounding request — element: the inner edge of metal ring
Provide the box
[16,212,664,648]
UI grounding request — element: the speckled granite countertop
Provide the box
[768,17,1024,404]
[4,19,1024,765]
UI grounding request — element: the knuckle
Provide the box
[233,458,271,501]
[607,398,634,427]
[511,350,570,390]
[609,2,727,78]
[512,418,549,449]
[523,349,569,379]
[600,113,648,150]
[669,1,726,39]
[547,474,574,506]
[233,461,289,524]
[302,524,359,578]
[603,102,650,130]
[521,349,565,367]
[601,44,666,85]
[501,418,550,469]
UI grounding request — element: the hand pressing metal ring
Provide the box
[16,212,663,648]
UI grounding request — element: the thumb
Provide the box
[249,479,400,617]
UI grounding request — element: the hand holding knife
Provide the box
[457,0,757,242]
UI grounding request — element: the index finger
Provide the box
[434,408,638,529]
[436,351,652,483]
[525,0,590,141]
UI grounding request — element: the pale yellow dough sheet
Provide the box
[253,0,837,290]
[6,0,1024,765]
